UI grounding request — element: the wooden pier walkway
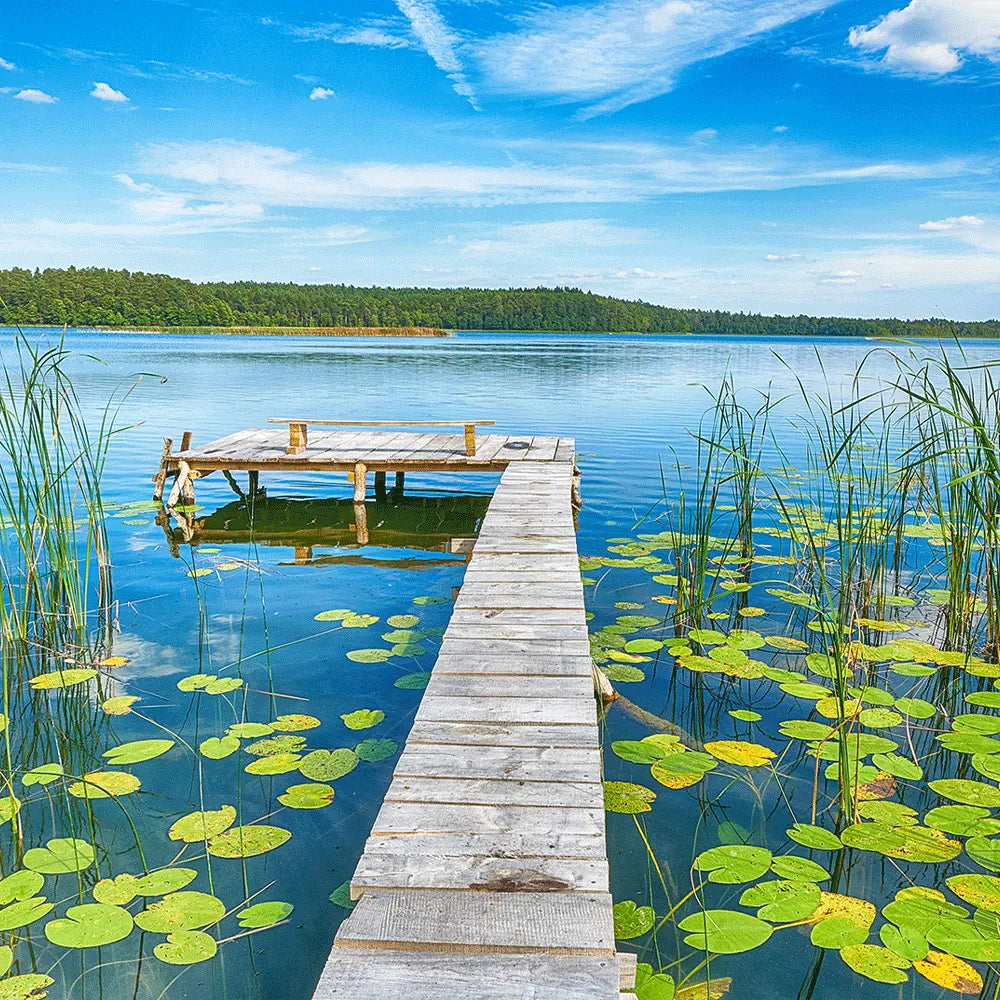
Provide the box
[315,460,622,1000]
[151,423,624,998]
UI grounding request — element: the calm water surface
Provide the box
[5,329,999,1000]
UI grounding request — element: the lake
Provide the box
[3,328,1000,1000]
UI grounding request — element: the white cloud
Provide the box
[91,81,129,102]
[818,269,861,285]
[773,125,789,133]
[309,87,335,100]
[284,19,413,48]
[0,57,15,71]
[135,138,981,211]
[849,1,1000,76]
[474,0,837,116]
[114,172,156,193]
[394,0,478,106]
[461,218,645,256]
[688,128,718,144]
[919,214,986,231]
[14,89,57,104]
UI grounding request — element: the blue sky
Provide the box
[1,0,997,319]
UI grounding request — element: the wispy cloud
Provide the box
[394,0,478,107]
[849,1,1000,76]
[919,214,986,231]
[133,137,985,211]
[474,0,837,116]
[268,16,414,49]
[91,81,129,102]
[309,87,335,101]
[0,57,15,71]
[14,89,57,104]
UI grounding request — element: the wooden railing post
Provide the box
[464,423,477,456]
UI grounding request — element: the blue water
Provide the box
[3,329,999,1000]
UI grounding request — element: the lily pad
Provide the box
[237,901,293,928]
[693,845,772,884]
[135,891,226,932]
[613,900,654,939]
[810,917,868,948]
[101,695,138,715]
[604,781,656,814]
[0,974,54,999]
[0,897,53,932]
[930,779,1000,808]
[786,824,843,851]
[245,753,302,776]
[199,736,240,760]
[387,615,420,628]
[355,738,398,763]
[346,648,393,663]
[67,771,141,799]
[299,749,359,781]
[24,839,95,874]
[29,668,97,690]
[341,709,384,730]
[207,825,291,858]
[278,783,335,809]
[154,930,218,965]
[677,909,773,954]
[703,741,776,767]
[739,879,821,921]
[270,714,321,732]
[0,871,44,904]
[169,806,237,843]
[394,672,431,689]
[914,950,983,994]
[839,944,910,984]
[102,739,174,765]
[44,903,133,948]
[20,764,63,787]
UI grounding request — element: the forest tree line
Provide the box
[1,266,997,338]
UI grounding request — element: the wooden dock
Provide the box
[150,424,623,998]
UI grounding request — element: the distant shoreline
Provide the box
[65,324,451,338]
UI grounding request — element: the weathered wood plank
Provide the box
[351,854,609,896]
[360,829,608,859]
[312,951,620,1000]
[449,608,587,626]
[371,802,606,837]
[431,653,595,678]
[415,696,597,727]
[423,672,594,700]
[334,889,614,954]
[393,744,601,782]
[406,721,600,748]
[386,775,602,809]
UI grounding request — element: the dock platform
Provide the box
[150,426,623,998]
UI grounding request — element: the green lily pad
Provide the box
[154,930,218,965]
[839,944,910,984]
[329,881,357,909]
[394,672,431,689]
[246,735,307,757]
[925,918,1000,961]
[925,806,1000,838]
[770,855,829,882]
[134,869,198,896]
[650,751,716,789]
[968,837,1000,873]
[269,714,321,732]
[341,709,384,730]
[729,710,762,722]
[21,763,64,787]
[346,649,393,663]
[67,771,141,799]
[355,738,398,763]
[227,722,273,738]
[894,697,936,719]
[930,779,1000,807]
[299,749,359,781]
[135,891,226,932]
[24,838,95,874]
[278,782,335,809]
[611,740,673,764]
[245,753,302,776]
[0,897,53,932]
[677,909,773,954]
[199,736,240,759]
[693,845,772,884]
[29,668,97,690]
[613,900,654,939]
[604,781,656,814]
[0,871,44,904]
[169,806,237,843]
[93,874,140,905]
[0,974,55,999]
[810,917,868,948]
[840,823,960,862]
[947,874,1000,912]
[102,739,174,765]
[879,923,928,962]
[739,879,821,921]
[634,964,676,1000]
[953,714,1000,735]
[871,752,923,780]
[387,615,420,628]
[44,903,133,948]
[883,887,968,931]
[237,901,293,928]
[204,677,243,695]
[207,825,291,858]
[786,824,843,851]
[314,609,354,621]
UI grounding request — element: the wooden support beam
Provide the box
[152,437,173,501]
[464,424,477,456]
[375,471,387,502]
[287,421,308,455]
[166,460,191,508]
[354,462,367,502]
[394,471,405,496]
[180,430,193,452]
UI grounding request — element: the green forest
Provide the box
[1,266,997,338]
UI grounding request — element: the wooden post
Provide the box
[248,470,259,496]
[166,460,191,508]
[180,431,193,452]
[152,437,173,501]
[353,463,367,502]
[374,471,387,502]
[353,501,369,545]
[294,545,313,564]
[571,465,582,511]
[393,471,405,497]
[286,422,308,454]
[464,423,477,456]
